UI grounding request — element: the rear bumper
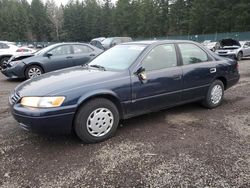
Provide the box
[11,104,76,135]
[227,75,240,89]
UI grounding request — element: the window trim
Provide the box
[176,42,213,66]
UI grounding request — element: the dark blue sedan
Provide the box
[1,43,103,79]
[9,40,240,143]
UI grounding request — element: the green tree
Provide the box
[30,0,51,41]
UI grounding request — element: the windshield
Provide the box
[34,44,55,55]
[102,38,114,45]
[88,44,146,71]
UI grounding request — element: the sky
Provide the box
[27,0,117,6]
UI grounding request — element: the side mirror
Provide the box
[243,45,248,48]
[46,52,53,57]
[135,67,147,82]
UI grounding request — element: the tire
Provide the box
[74,98,120,143]
[0,57,10,67]
[25,65,44,79]
[237,52,243,61]
[202,80,224,109]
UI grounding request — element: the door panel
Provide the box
[181,62,217,101]
[44,45,73,71]
[128,44,183,115]
[72,45,95,66]
[178,43,217,101]
[244,42,250,56]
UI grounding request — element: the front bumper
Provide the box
[1,62,25,78]
[215,51,237,59]
[11,103,76,135]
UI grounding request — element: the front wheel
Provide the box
[25,65,44,79]
[202,80,224,109]
[74,98,120,143]
[237,52,243,61]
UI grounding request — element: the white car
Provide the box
[202,40,218,51]
[0,41,36,68]
[215,39,250,61]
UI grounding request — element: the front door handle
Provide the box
[173,75,182,80]
[66,56,73,59]
[90,54,96,57]
[210,68,217,73]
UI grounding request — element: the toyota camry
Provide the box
[9,40,240,143]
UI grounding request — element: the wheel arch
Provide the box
[237,50,243,56]
[215,76,227,89]
[75,91,124,120]
[24,63,45,73]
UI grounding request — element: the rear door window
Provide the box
[73,45,93,54]
[178,43,209,65]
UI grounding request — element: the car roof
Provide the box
[51,42,91,47]
[122,40,198,46]
[91,37,105,42]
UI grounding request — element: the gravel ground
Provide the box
[0,59,250,188]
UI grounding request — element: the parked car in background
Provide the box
[1,43,103,79]
[9,40,239,143]
[101,37,133,50]
[90,37,105,50]
[36,44,43,49]
[0,41,36,69]
[215,39,250,60]
[28,44,35,48]
[202,40,218,51]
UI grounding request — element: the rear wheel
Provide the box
[237,52,243,61]
[202,80,224,109]
[25,65,43,79]
[74,98,119,143]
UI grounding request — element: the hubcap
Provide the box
[211,85,223,104]
[28,67,42,78]
[86,108,114,137]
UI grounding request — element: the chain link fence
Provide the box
[135,31,250,42]
[16,31,250,45]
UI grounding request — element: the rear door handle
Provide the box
[210,68,217,73]
[66,56,73,59]
[90,54,96,57]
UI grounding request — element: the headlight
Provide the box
[20,96,65,108]
[9,61,22,67]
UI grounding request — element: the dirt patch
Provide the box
[165,112,200,126]
[224,113,250,138]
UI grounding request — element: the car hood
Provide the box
[9,53,34,62]
[220,39,241,47]
[15,66,124,97]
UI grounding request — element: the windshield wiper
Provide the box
[89,64,106,71]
